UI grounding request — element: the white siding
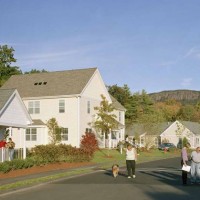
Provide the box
[0,95,31,127]
[161,121,195,148]
[23,97,79,147]
[82,70,111,101]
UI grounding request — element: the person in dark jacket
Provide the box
[181,142,190,185]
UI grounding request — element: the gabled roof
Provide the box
[180,121,200,135]
[0,89,32,127]
[0,89,16,111]
[1,68,97,98]
[126,122,173,136]
[127,120,200,137]
[109,94,126,111]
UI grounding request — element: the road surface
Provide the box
[1,157,200,200]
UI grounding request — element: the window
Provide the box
[154,137,159,147]
[59,100,65,113]
[119,111,122,122]
[28,101,40,114]
[86,128,92,133]
[141,137,144,145]
[196,138,200,146]
[61,128,68,141]
[111,131,117,139]
[26,128,37,141]
[87,101,90,114]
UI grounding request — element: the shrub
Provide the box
[10,159,25,170]
[0,161,12,173]
[32,144,63,163]
[31,143,94,163]
[80,133,98,158]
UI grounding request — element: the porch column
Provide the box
[103,132,105,148]
[22,128,26,159]
[108,130,111,149]
[77,96,80,148]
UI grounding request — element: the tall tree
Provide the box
[93,94,118,137]
[108,84,132,106]
[0,45,22,86]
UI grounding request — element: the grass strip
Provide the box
[0,168,92,192]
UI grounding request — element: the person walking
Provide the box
[181,142,190,185]
[6,138,15,160]
[125,144,137,178]
[190,146,200,184]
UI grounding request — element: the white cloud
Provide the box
[184,47,200,59]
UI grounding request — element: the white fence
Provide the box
[0,148,24,162]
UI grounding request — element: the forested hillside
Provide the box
[108,85,200,125]
[149,90,200,105]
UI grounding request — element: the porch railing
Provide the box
[0,148,24,162]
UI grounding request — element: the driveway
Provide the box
[1,157,200,200]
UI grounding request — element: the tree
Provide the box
[24,69,48,74]
[46,118,62,144]
[0,45,22,86]
[108,84,132,106]
[155,99,181,121]
[93,95,118,136]
[178,105,196,121]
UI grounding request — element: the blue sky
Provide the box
[1,0,200,93]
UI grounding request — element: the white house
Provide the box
[160,121,200,149]
[0,89,32,161]
[126,120,200,149]
[1,68,125,149]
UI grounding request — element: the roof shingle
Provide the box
[1,68,97,98]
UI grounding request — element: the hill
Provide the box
[149,90,200,104]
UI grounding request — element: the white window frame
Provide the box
[86,128,92,133]
[87,101,90,114]
[59,99,65,113]
[28,101,40,114]
[196,138,200,146]
[26,128,37,141]
[61,128,68,141]
[119,111,122,122]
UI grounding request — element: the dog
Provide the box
[112,164,119,178]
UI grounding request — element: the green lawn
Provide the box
[92,148,180,168]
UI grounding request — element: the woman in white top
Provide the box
[125,144,137,178]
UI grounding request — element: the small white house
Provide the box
[160,121,200,149]
[0,89,32,161]
[1,68,125,149]
[126,120,200,149]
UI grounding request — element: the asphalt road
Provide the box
[1,157,200,200]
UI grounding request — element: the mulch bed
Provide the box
[0,162,93,179]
